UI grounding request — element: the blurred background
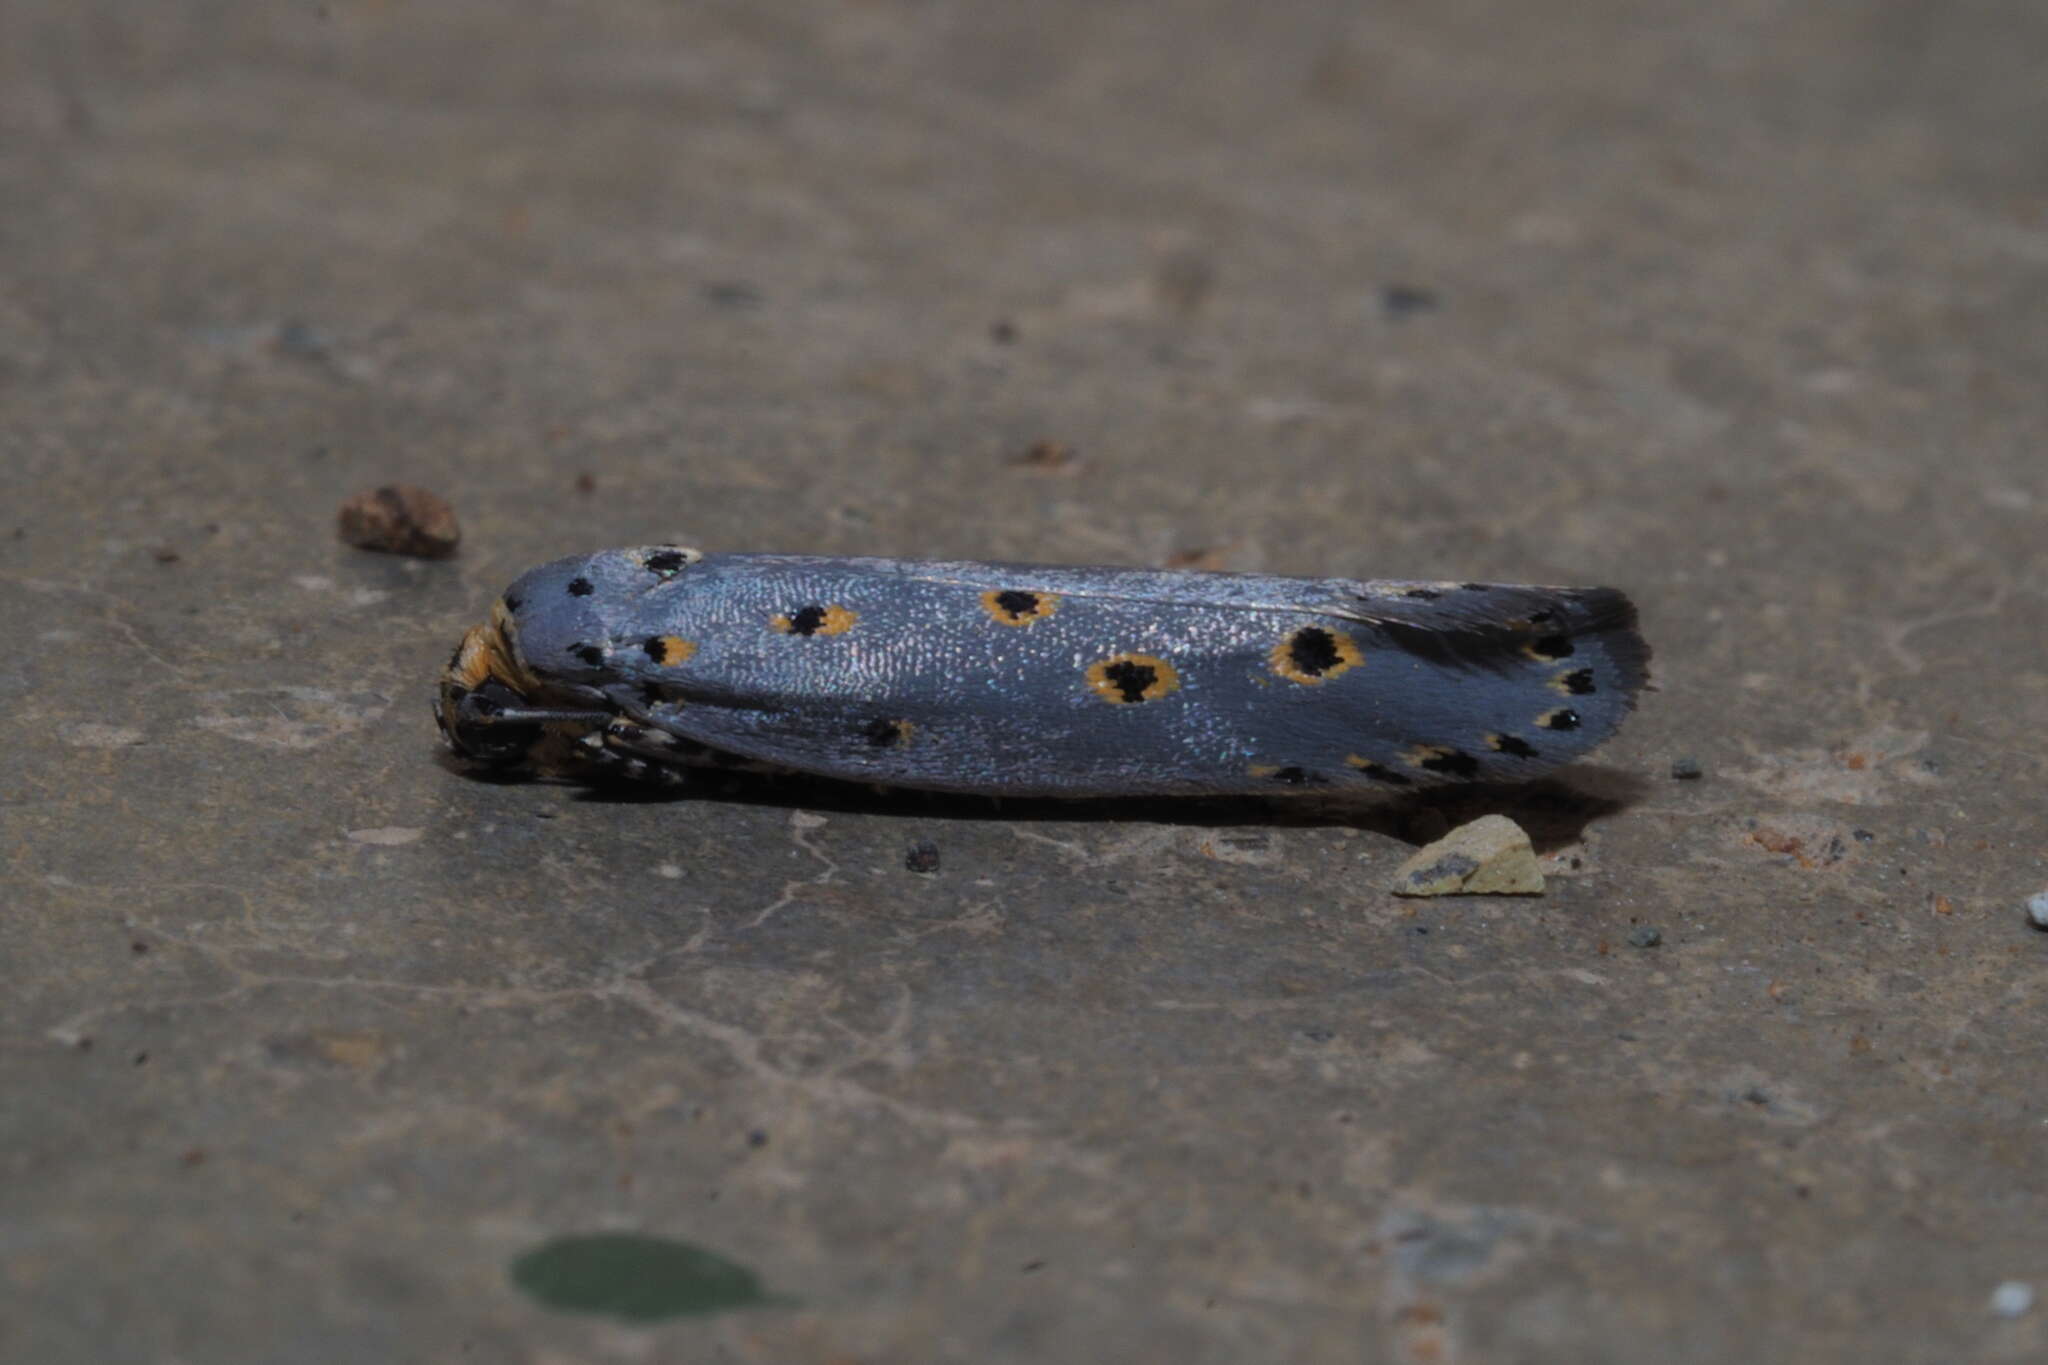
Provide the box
[5,2,2047,1361]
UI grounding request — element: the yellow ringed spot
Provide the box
[1521,633,1576,663]
[1403,744,1481,778]
[770,603,858,637]
[1345,754,1412,784]
[633,546,703,575]
[979,588,1060,626]
[643,635,697,667]
[1248,763,1321,786]
[1085,653,1181,705]
[1550,667,1596,696]
[862,717,915,748]
[1269,626,1363,685]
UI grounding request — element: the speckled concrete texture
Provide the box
[6,2,2048,1361]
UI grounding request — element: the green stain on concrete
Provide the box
[510,1233,771,1322]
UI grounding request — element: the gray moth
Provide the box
[437,547,1650,798]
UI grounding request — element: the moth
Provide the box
[436,547,1650,797]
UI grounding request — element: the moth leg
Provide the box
[566,725,692,788]
[605,691,797,780]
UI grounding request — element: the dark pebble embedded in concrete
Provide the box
[1381,284,1439,317]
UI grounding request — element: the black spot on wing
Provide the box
[862,718,912,748]
[567,577,594,597]
[1346,755,1412,785]
[1103,659,1157,702]
[1288,628,1344,676]
[1416,748,1480,779]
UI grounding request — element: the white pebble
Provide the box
[1990,1281,2034,1318]
[2027,891,2048,929]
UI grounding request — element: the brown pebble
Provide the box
[1163,544,1237,571]
[1153,249,1217,315]
[1012,440,1081,474]
[337,485,460,559]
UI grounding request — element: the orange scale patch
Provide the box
[770,604,858,637]
[642,635,697,667]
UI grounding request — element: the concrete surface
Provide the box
[6,2,2048,1360]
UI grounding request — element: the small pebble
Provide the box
[1989,1281,2034,1318]
[904,840,941,875]
[337,484,460,559]
[1391,815,1543,897]
[1380,284,1439,318]
[1670,756,1704,780]
[1012,439,1081,473]
[1153,249,1217,315]
[274,319,328,359]
[2025,891,2048,930]
[701,281,762,307]
[1627,925,1663,948]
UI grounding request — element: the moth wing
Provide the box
[596,555,1650,795]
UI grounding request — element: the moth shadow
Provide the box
[553,760,1652,852]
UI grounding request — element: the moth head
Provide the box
[434,547,702,769]
[434,600,609,768]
